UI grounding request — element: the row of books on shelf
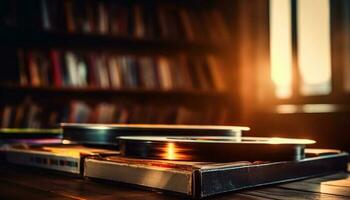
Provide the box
[0,99,228,128]
[17,49,226,91]
[0,0,230,43]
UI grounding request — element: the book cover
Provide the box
[85,151,348,198]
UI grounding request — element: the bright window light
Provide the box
[297,0,332,95]
[270,0,293,98]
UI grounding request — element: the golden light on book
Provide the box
[165,143,176,160]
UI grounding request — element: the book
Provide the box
[157,56,173,90]
[84,150,348,198]
[178,8,195,41]
[64,0,75,32]
[17,49,28,86]
[206,55,226,91]
[97,1,109,35]
[4,144,118,175]
[133,5,145,39]
[50,50,63,87]
[107,56,122,89]
[27,52,41,86]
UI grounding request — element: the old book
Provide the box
[65,51,79,86]
[76,54,88,87]
[178,8,195,41]
[37,53,51,87]
[107,56,122,89]
[5,144,118,175]
[157,56,173,90]
[133,5,145,38]
[1,106,13,128]
[85,150,348,198]
[28,52,41,87]
[177,55,193,89]
[50,50,63,87]
[95,54,110,88]
[210,10,231,43]
[64,0,75,32]
[138,57,157,89]
[206,55,226,91]
[97,2,109,34]
[17,49,29,86]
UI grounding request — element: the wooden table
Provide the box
[0,164,349,200]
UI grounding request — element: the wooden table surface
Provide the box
[0,164,349,200]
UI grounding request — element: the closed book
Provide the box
[50,50,63,87]
[177,55,193,89]
[178,8,195,41]
[5,144,118,175]
[1,106,13,128]
[28,52,41,87]
[186,58,201,89]
[133,5,145,38]
[206,55,226,91]
[95,54,110,88]
[64,0,76,32]
[97,2,109,34]
[65,52,78,86]
[168,57,183,89]
[210,10,231,43]
[85,151,348,198]
[128,57,141,88]
[157,57,173,90]
[26,104,40,128]
[17,49,29,86]
[193,59,211,90]
[76,55,88,87]
[37,53,51,87]
[138,57,157,89]
[107,56,122,89]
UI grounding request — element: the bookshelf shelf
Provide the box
[1,26,227,54]
[0,85,229,105]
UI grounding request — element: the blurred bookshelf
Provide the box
[0,0,239,128]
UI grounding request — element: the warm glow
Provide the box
[276,104,340,114]
[270,0,293,98]
[269,137,315,144]
[165,143,176,160]
[297,0,332,95]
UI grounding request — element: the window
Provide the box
[270,0,332,98]
[269,0,350,113]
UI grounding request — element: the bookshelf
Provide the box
[0,0,240,128]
